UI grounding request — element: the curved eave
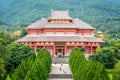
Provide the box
[26,26,95,30]
[17,36,103,43]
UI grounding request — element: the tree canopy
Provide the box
[113,62,120,80]
[0,0,120,38]
[4,42,34,73]
[12,49,51,80]
[90,40,120,69]
[69,48,110,80]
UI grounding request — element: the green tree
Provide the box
[100,40,120,60]
[0,32,14,57]
[90,47,117,68]
[25,58,47,80]
[5,75,12,80]
[0,74,2,80]
[12,54,36,80]
[25,49,51,80]
[4,42,34,73]
[113,62,120,80]
[0,58,6,80]
[20,28,27,38]
[11,49,51,80]
[69,48,110,80]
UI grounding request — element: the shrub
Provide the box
[69,48,110,80]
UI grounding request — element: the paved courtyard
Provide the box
[49,64,73,80]
[50,64,72,74]
[52,57,69,64]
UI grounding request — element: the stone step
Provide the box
[52,57,69,63]
[49,74,73,78]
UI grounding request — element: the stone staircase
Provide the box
[52,57,69,64]
[49,57,73,80]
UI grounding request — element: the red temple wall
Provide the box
[27,29,93,36]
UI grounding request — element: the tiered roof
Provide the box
[73,19,94,29]
[17,35,102,42]
[17,10,102,43]
[26,10,94,29]
[27,18,47,29]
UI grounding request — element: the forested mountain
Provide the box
[0,0,120,35]
[0,1,120,79]
[107,0,120,4]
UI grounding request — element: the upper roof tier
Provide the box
[48,10,72,20]
[26,10,95,30]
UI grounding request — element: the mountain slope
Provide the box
[0,0,120,34]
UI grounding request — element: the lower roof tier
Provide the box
[17,35,103,43]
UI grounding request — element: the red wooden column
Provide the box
[90,45,93,54]
[44,29,46,35]
[64,29,67,35]
[74,30,76,35]
[53,45,56,56]
[53,29,56,35]
[36,30,38,35]
[64,45,67,56]
[82,30,84,35]
[90,30,92,35]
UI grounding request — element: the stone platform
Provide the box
[49,64,73,80]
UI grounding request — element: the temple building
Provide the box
[17,10,103,57]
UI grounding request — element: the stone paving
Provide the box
[49,64,73,80]
[52,57,69,64]
[50,64,72,74]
